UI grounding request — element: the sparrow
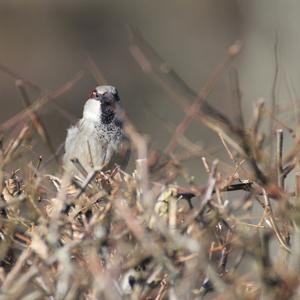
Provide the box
[63,85,130,175]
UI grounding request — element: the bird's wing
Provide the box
[63,124,79,164]
[105,135,131,171]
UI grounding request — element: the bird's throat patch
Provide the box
[101,104,115,124]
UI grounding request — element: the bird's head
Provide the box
[83,85,122,124]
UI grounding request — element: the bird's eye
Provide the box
[90,90,98,98]
[113,90,120,101]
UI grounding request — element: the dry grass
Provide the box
[0,32,300,300]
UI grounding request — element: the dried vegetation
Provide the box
[0,29,299,300]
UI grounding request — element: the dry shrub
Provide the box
[0,33,299,300]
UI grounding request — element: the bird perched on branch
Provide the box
[63,85,130,175]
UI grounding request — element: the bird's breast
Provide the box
[63,116,124,175]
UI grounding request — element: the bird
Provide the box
[63,85,130,176]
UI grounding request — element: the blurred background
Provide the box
[0,0,298,181]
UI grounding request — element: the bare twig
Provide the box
[86,56,108,85]
[70,158,88,178]
[262,189,290,253]
[269,33,280,160]
[15,80,57,158]
[164,42,242,155]
[0,63,41,92]
[0,71,84,132]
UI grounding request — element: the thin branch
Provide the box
[262,189,290,253]
[0,63,41,92]
[269,32,280,161]
[15,80,57,159]
[164,42,242,155]
[86,56,108,85]
[276,129,284,186]
[0,71,84,132]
